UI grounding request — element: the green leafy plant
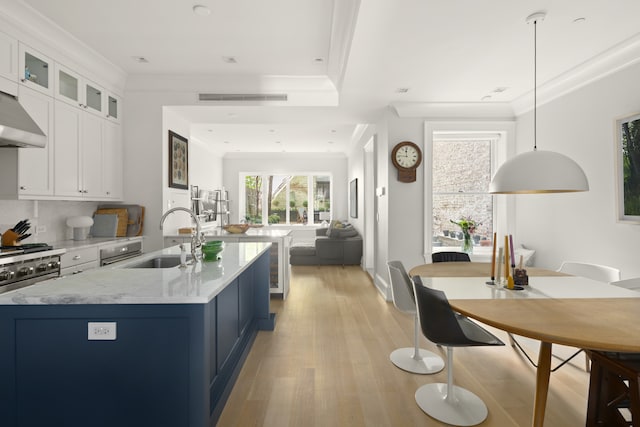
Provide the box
[450,217,479,234]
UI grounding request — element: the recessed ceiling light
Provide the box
[313,57,325,64]
[192,5,211,16]
[222,56,237,64]
[573,17,586,24]
[396,88,410,93]
[132,56,149,63]
[492,87,508,93]
[481,95,492,101]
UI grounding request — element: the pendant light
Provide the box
[489,12,589,194]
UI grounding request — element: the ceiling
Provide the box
[19,0,640,154]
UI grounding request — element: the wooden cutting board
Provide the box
[95,208,128,237]
[98,204,144,236]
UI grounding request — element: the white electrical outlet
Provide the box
[88,322,117,340]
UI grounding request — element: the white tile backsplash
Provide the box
[0,200,98,244]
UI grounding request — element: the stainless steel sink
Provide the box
[125,255,191,269]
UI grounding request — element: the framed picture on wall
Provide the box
[615,112,640,223]
[350,178,358,218]
[168,130,188,189]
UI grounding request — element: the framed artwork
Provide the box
[349,178,358,218]
[615,113,640,223]
[169,130,188,189]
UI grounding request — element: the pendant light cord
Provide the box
[533,19,537,151]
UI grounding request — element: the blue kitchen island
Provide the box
[0,242,274,427]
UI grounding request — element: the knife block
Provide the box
[1,229,20,246]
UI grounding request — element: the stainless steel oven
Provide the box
[0,245,65,294]
[100,240,143,266]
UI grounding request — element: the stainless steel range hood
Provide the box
[0,91,46,148]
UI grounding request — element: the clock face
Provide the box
[395,144,419,168]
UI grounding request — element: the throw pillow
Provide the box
[326,220,342,237]
[514,244,536,267]
[337,226,359,238]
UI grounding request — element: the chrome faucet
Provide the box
[159,207,203,262]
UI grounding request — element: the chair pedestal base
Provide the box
[415,383,488,426]
[390,348,444,374]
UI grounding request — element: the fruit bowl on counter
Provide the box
[223,224,250,234]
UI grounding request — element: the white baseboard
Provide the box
[374,273,391,301]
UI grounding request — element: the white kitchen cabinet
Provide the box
[0,31,18,83]
[83,78,105,117]
[17,86,54,197]
[54,100,82,198]
[102,121,123,199]
[60,246,99,276]
[18,43,53,96]
[106,92,121,123]
[81,112,104,198]
[54,63,107,118]
[54,100,123,200]
[54,63,81,107]
[54,100,104,198]
[0,86,54,199]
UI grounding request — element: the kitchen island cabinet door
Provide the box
[0,250,274,427]
[14,315,191,427]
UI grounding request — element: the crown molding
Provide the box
[390,102,515,119]
[0,1,127,93]
[327,0,361,91]
[511,32,640,116]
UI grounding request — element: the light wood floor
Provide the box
[218,265,590,426]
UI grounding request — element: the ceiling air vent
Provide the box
[198,93,288,102]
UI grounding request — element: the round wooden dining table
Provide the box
[409,262,640,427]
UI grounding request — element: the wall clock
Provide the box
[391,141,422,183]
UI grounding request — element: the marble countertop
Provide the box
[0,241,270,305]
[50,236,143,251]
[168,227,292,238]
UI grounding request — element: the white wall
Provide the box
[0,200,97,243]
[374,116,390,297]
[514,61,640,278]
[387,115,426,270]
[222,153,348,223]
[123,91,224,251]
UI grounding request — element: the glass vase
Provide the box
[461,230,473,254]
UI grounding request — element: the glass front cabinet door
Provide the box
[54,63,81,107]
[19,43,53,96]
[54,63,106,118]
[107,93,121,123]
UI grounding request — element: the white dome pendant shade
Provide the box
[489,150,589,194]
[489,12,589,195]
